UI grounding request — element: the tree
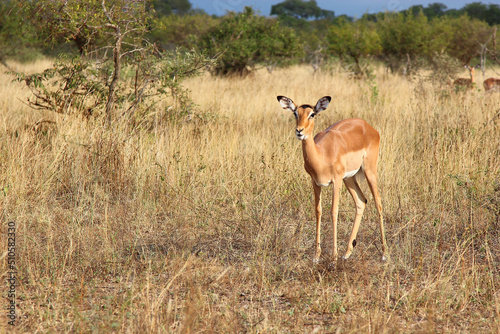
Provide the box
[424,3,448,19]
[151,0,192,17]
[377,11,432,72]
[0,1,17,68]
[199,7,303,76]
[149,13,219,51]
[271,0,334,20]
[443,15,491,64]
[0,0,44,65]
[462,2,500,25]
[327,18,381,76]
[14,0,212,124]
[404,3,447,20]
[485,27,500,66]
[407,5,425,17]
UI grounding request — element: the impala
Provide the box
[277,95,388,262]
[483,77,500,91]
[453,65,479,89]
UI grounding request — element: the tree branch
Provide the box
[486,27,500,66]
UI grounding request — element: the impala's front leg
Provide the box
[331,179,342,261]
[312,181,322,263]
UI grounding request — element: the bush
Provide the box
[377,11,431,73]
[327,18,381,77]
[199,7,303,76]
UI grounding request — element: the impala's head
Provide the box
[466,65,480,77]
[277,96,331,140]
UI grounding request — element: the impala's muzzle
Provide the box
[296,128,306,140]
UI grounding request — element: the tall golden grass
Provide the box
[1,60,499,332]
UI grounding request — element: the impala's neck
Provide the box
[470,69,476,83]
[301,135,323,171]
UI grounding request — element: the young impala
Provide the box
[277,95,388,263]
[453,65,479,89]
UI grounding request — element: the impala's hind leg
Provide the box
[342,176,367,259]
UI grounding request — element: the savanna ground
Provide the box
[1,60,500,333]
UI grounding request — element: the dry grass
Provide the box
[1,60,500,333]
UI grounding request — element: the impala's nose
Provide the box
[296,128,306,140]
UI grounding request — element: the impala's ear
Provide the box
[314,96,331,113]
[277,96,297,113]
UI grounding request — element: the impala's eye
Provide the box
[308,112,316,119]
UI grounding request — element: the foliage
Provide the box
[327,19,381,77]
[271,0,334,20]
[199,7,303,76]
[270,0,335,58]
[17,0,111,54]
[0,1,44,63]
[270,2,499,74]
[151,0,192,17]
[485,27,500,67]
[442,15,491,64]
[406,3,448,19]
[461,2,500,25]
[3,0,500,79]
[377,11,431,72]
[13,56,107,116]
[13,0,212,123]
[13,50,211,121]
[423,3,448,19]
[149,13,219,51]
[403,2,500,25]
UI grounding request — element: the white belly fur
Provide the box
[315,180,331,187]
[314,167,361,186]
[343,167,360,179]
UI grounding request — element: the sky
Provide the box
[189,0,477,17]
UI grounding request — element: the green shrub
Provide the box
[327,18,381,77]
[199,7,303,76]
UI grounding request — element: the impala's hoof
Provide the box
[342,253,351,260]
[381,255,388,262]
